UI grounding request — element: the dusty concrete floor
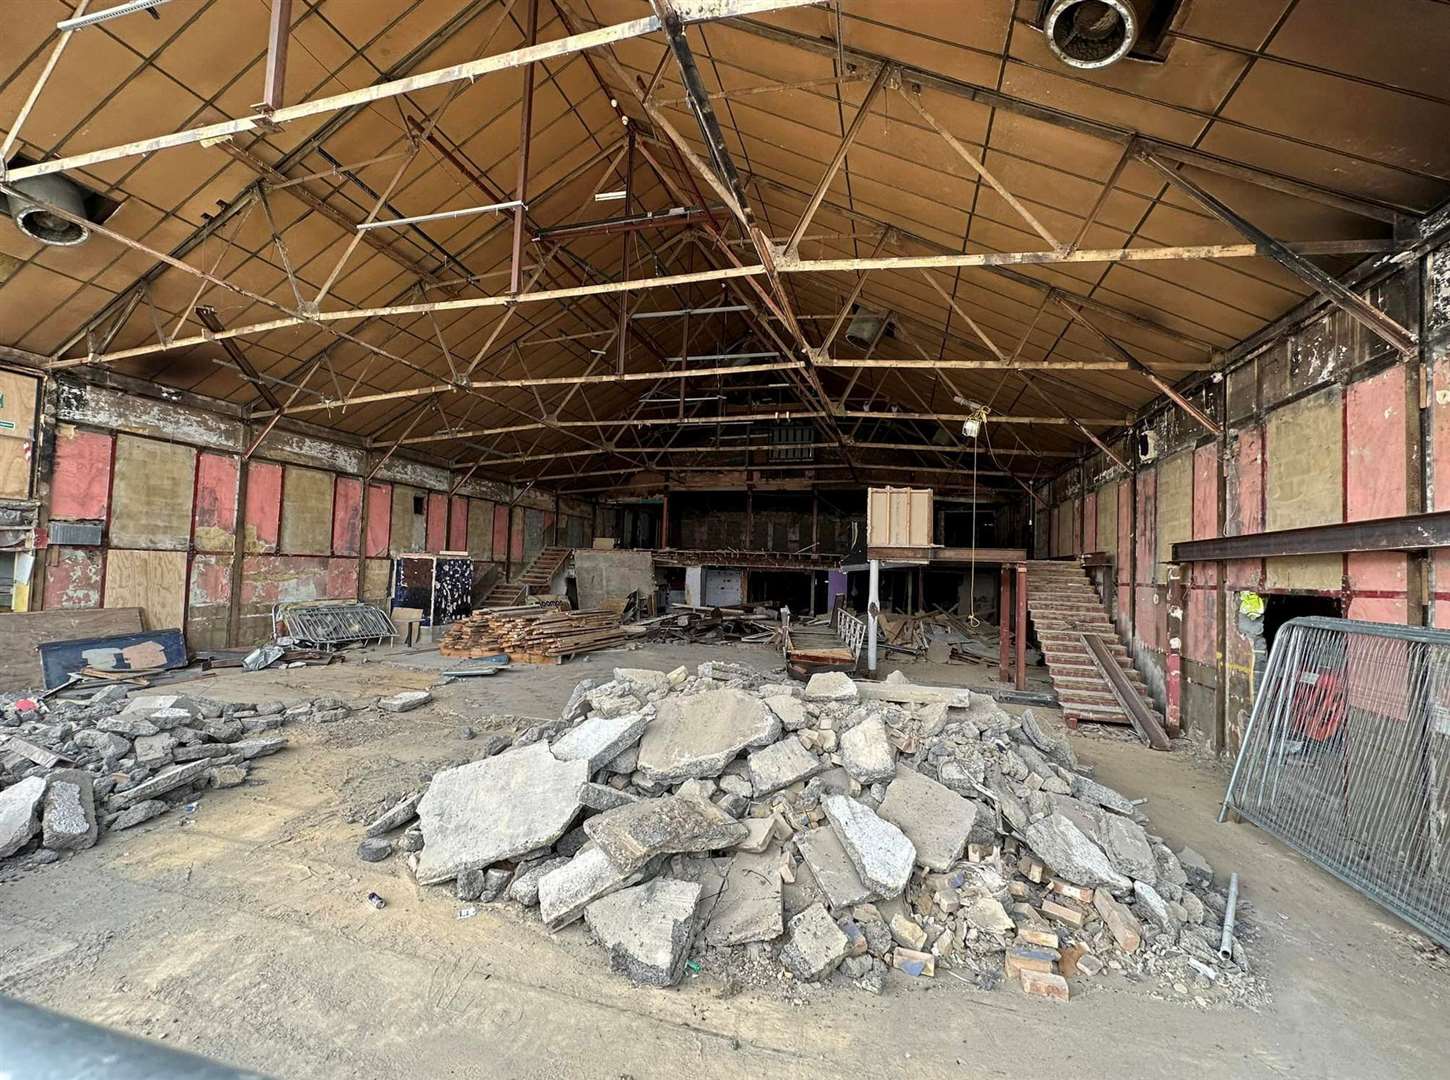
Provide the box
[3,642,1448,1078]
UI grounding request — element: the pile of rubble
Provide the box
[364,662,1257,1002]
[0,688,311,869]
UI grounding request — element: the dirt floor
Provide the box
[3,641,1448,1078]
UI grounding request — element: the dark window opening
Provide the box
[412,494,426,515]
[1263,593,1342,654]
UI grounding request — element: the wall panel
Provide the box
[109,436,195,549]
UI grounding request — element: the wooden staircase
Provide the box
[480,546,572,608]
[1024,559,1166,731]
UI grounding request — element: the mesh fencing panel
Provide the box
[1223,616,1450,947]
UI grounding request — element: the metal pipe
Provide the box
[664,351,780,362]
[354,201,523,231]
[1219,872,1240,960]
[867,558,880,674]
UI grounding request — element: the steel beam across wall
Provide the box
[1171,511,1450,562]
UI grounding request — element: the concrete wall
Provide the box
[28,376,593,648]
[1034,237,1446,755]
[574,549,655,610]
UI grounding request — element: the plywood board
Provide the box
[0,605,141,691]
[1096,481,1117,554]
[1265,387,1343,592]
[0,436,31,499]
[362,557,391,599]
[0,370,39,441]
[467,498,493,560]
[867,487,932,547]
[280,465,334,555]
[49,426,112,520]
[390,484,425,554]
[109,435,196,549]
[104,549,187,631]
[1156,451,1194,570]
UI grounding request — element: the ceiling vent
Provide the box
[3,157,119,247]
[1040,0,1183,69]
[844,306,894,351]
[1138,429,1159,464]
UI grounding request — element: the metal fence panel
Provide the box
[1223,616,1450,947]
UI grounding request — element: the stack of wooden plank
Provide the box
[439,602,633,662]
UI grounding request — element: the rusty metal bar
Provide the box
[511,0,539,296]
[258,0,292,113]
[1083,633,1171,751]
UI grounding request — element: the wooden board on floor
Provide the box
[105,549,187,631]
[0,607,143,691]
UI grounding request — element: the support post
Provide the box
[510,0,538,296]
[999,564,1012,684]
[660,489,670,549]
[259,0,293,113]
[867,558,880,675]
[1015,563,1027,691]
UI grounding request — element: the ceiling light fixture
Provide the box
[57,0,171,32]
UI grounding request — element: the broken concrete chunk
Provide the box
[963,897,1015,934]
[550,711,649,772]
[1100,814,1157,884]
[780,902,850,981]
[762,695,809,731]
[612,668,671,698]
[172,744,231,763]
[733,817,775,853]
[803,671,858,702]
[365,792,422,838]
[96,716,159,738]
[509,855,571,906]
[876,765,977,872]
[796,825,876,909]
[839,716,896,785]
[358,837,393,862]
[560,678,602,722]
[585,686,642,719]
[108,761,211,812]
[1072,775,1137,816]
[41,770,97,852]
[822,795,914,899]
[379,690,432,713]
[538,845,652,929]
[207,764,248,789]
[702,849,784,946]
[746,736,823,796]
[635,689,780,783]
[230,736,288,760]
[110,799,169,831]
[1176,845,1214,888]
[1133,880,1180,937]
[1024,813,1131,893]
[585,877,701,987]
[578,782,640,812]
[0,776,46,857]
[583,793,747,874]
[415,742,587,885]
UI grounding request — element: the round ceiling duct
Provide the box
[1043,0,1145,69]
[5,173,91,246]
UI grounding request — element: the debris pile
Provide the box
[0,689,309,869]
[367,663,1258,1002]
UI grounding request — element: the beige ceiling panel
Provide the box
[1000,62,1209,145]
[1269,0,1450,99]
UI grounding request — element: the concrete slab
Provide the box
[635,690,780,783]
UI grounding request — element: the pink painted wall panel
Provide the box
[449,495,469,551]
[50,428,112,521]
[425,492,447,552]
[510,509,526,565]
[1116,481,1132,632]
[1432,363,1450,512]
[493,503,509,561]
[1135,469,1157,584]
[1135,587,1160,651]
[1069,497,1081,555]
[1435,550,1450,628]
[188,553,232,606]
[193,452,239,552]
[332,476,363,557]
[1082,491,1097,552]
[43,547,103,608]
[365,482,390,557]
[1346,365,1407,521]
[1348,593,1408,622]
[327,557,359,598]
[1185,588,1217,665]
[244,461,283,553]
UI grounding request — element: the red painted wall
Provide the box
[365,482,390,557]
[332,476,363,556]
[194,452,239,552]
[449,495,469,551]
[493,503,509,562]
[425,492,447,552]
[244,461,283,553]
[1346,366,1409,621]
[50,428,112,520]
